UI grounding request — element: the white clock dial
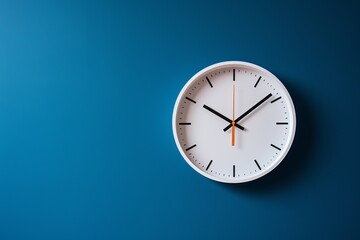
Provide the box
[172,61,296,183]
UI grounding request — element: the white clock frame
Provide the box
[172,61,296,183]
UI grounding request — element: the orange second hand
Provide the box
[232,122,235,146]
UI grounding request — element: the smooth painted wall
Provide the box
[0,0,359,239]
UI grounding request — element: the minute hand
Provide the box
[223,93,272,132]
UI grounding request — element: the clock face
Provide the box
[172,61,296,183]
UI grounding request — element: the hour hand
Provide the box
[203,105,245,131]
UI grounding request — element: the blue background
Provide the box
[0,0,359,239]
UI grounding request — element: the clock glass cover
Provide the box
[172,61,296,183]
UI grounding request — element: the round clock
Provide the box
[172,61,296,183]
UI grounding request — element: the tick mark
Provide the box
[185,97,196,104]
[185,144,197,151]
[206,160,213,171]
[233,69,235,81]
[254,76,261,88]
[179,122,191,125]
[254,160,261,170]
[206,76,213,88]
[233,165,235,177]
[271,96,282,103]
[270,144,281,151]
[276,122,288,125]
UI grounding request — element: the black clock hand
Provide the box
[223,93,272,132]
[203,105,245,131]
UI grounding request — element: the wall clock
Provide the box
[172,61,296,183]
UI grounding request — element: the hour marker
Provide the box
[206,160,213,171]
[185,144,197,151]
[185,97,196,104]
[233,69,235,81]
[206,76,213,88]
[179,122,191,125]
[270,144,281,151]
[271,96,282,103]
[254,160,261,170]
[254,76,261,88]
[276,122,288,125]
[233,165,235,177]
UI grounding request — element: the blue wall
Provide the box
[0,0,359,239]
